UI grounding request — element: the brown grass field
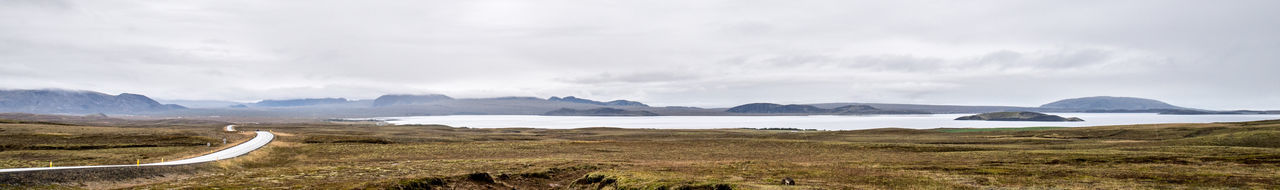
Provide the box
[2,116,1279,189]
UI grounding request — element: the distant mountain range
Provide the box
[249,98,351,107]
[2,89,1273,117]
[543,108,659,116]
[725,103,929,115]
[549,96,648,107]
[808,96,1202,114]
[155,99,242,109]
[160,94,667,117]
[372,94,454,107]
[0,89,185,114]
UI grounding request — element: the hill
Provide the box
[726,103,929,115]
[548,96,648,107]
[809,103,1050,114]
[250,98,351,107]
[725,103,827,113]
[0,89,185,114]
[156,100,244,108]
[955,112,1084,122]
[542,108,659,116]
[1040,96,1185,110]
[372,94,454,107]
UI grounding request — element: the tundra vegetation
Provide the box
[1,117,1279,189]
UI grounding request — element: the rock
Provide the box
[955,112,1083,122]
[782,177,796,185]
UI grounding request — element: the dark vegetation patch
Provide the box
[934,127,1067,133]
[0,134,214,151]
[1042,156,1197,165]
[0,119,70,126]
[1198,154,1280,165]
[855,143,995,152]
[1168,131,1280,148]
[0,163,213,187]
[920,138,1070,145]
[1223,119,1280,126]
[0,113,230,128]
[572,173,732,190]
[745,128,818,131]
[835,128,940,135]
[1093,171,1275,187]
[383,165,601,190]
[907,164,1274,188]
[303,135,392,144]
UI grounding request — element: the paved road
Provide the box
[0,131,274,173]
[225,125,236,132]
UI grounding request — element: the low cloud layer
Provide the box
[2,0,1278,109]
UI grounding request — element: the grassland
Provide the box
[0,121,250,169]
[4,117,1280,189]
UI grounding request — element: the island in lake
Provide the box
[956,112,1084,122]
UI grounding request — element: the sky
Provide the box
[2,0,1278,109]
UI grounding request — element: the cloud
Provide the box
[560,72,703,84]
[0,0,1278,109]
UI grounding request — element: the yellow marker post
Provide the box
[136,159,140,166]
[49,161,53,167]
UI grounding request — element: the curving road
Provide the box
[0,131,274,173]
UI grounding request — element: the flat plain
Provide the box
[2,117,1279,189]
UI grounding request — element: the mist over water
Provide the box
[383,113,1280,130]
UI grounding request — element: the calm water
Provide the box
[381,113,1280,130]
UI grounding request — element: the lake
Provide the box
[380,113,1280,130]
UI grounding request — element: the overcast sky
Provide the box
[2,0,1278,109]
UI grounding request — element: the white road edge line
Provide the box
[0,131,274,173]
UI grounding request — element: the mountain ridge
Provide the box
[725,103,930,115]
[548,96,649,107]
[6,88,1264,118]
[0,89,185,114]
[250,98,351,107]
